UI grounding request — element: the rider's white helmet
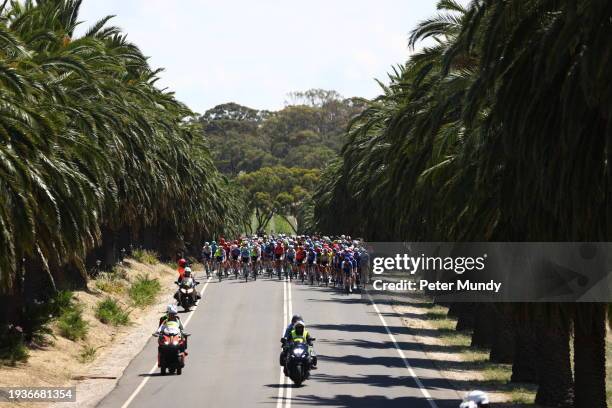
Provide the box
[460,391,489,407]
[167,304,178,315]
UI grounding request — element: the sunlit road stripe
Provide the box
[276,277,288,408]
[367,292,438,408]
[286,278,293,408]
[120,276,213,408]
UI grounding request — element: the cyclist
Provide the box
[201,242,212,277]
[230,241,241,275]
[306,246,317,283]
[263,240,274,273]
[274,240,284,276]
[296,245,307,278]
[240,242,251,278]
[214,244,226,277]
[286,244,296,278]
[251,242,261,276]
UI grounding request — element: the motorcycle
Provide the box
[175,277,198,311]
[283,338,316,386]
[153,326,190,375]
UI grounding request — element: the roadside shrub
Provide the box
[111,265,129,280]
[129,274,161,307]
[95,272,125,294]
[0,326,29,365]
[132,249,159,265]
[95,298,130,326]
[57,305,88,341]
[21,290,73,345]
[49,291,75,316]
[78,345,98,364]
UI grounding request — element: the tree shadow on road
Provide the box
[304,296,368,305]
[310,323,410,335]
[281,393,458,408]
[333,338,471,353]
[264,382,296,389]
[137,372,164,377]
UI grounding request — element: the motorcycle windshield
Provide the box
[181,278,193,287]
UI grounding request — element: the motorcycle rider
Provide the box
[157,304,188,352]
[280,314,302,370]
[287,320,317,370]
[459,391,489,408]
[283,314,302,341]
[177,258,187,282]
[175,267,201,303]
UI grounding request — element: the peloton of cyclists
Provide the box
[196,234,368,292]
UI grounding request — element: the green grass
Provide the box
[129,274,161,307]
[270,215,295,235]
[95,298,130,326]
[57,305,88,341]
[78,345,98,364]
[414,300,537,405]
[250,212,296,235]
[95,272,126,294]
[50,290,75,316]
[132,248,159,265]
[0,329,29,366]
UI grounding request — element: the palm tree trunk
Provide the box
[511,323,538,383]
[573,303,607,408]
[446,302,459,317]
[101,226,117,268]
[489,304,515,363]
[471,303,495,348]
[534,304,573,407]
[455,302,476,331]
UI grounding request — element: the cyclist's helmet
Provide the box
[167,304,178,315]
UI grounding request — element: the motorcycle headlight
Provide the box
[172,340,179,346]
[164,340,170,345]
[293,348,305,356]
[180,288,187,293]
[187,288,193,293]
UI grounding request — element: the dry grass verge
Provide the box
[394,298,611,407]
[0,259,176,408]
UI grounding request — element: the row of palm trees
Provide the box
[0,0,246,302]
[313,0,610,407]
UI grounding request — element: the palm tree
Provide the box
[313,0,610,406]
[0,0,246,327]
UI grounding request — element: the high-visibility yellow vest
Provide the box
[290,328,309,343]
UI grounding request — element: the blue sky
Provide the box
[78,1,442,114]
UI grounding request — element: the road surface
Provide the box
[97,274,461,408]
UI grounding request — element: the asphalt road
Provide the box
[97,272,461,408]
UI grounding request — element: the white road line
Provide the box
[120,276,213,408]
[367,293,438,408]
[276,278,288,408]
[286,278,293,408]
